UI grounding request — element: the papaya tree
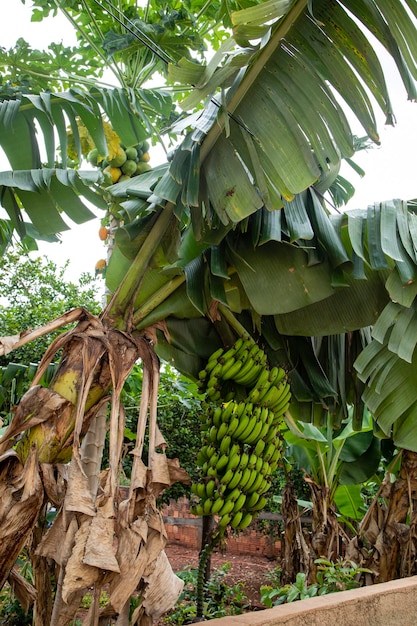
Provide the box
[1,0,417,622]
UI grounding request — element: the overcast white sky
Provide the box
[3,1,417,280]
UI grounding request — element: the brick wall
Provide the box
[161,497,281,557]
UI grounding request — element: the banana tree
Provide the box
[1,0,417,622]
[280,410,381,583]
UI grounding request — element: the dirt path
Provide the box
[165,542,280,608]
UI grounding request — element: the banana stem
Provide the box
[132,274,186,327]
[217,303,253,343]
[196,541,214,618]
[104,204,175,327]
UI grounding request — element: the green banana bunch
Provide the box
[192,338,292,535]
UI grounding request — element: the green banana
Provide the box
[207,346,225,364]
[260,459,272,476]
[218,499,235,517]
[232,412,251,440]
[269,446,282,466]
[242,468,258,492]
[249,495,268,512]
[206,445,217,459]
[246,491,261,509]
[238,467,253,490]
[226,415,240,437]
[216,422,229,442]
[218,512,233,528]
[221,338,243,363]
[270,385,291,415]
[209,452,219,468]
[233,493,247,512]
[211,497,225,515]
[220,468,235,485]
[259,406,270,424]
[219,356,238,380]
[256,421,270,442]
[191,503,204,516]
[248,453,258,469]
[238,452,249,471]
[230,511,243,529]
[211,406,223,427]
[247,386,261,404]
[225,487,241,502]
[232,346,262,385]
[207,466,217,478]
[263,425,278,444]
[227,470,243,490]
[222,350,248,381]
[206,387,221,401]
[220,401,235,423]
[254,439,266,456]
[246,472,264,494]
[260,382,287,409]
[242,418,263,445]
[236,414,257,443]
[216,454,230,473]
[258,478,271,494]
[236,512,252,530]
[219,435,232,455]
[255,457,263,473]
[225,448,241,472]
[203,498,213,515]
[206,480,216,498]
[264,442,276,463]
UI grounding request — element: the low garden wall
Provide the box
[206,575,417,625]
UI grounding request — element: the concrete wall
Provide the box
[205,576,417,626]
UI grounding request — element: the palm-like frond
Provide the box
[0,87,173,240]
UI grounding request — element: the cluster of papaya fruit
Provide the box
[87,140,152,186]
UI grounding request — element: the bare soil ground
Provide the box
[165,542,280,609]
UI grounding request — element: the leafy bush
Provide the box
[260,559,372,608]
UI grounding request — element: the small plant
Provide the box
[164,563,251,624]
[315,558,372,593]
[260,559,372,608]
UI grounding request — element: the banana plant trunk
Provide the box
[347,449,417,583]
[0,311,139,590]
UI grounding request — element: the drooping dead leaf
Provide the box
[166,457,191,486]
[155,424,167,451]
[141,551,184,621]
[8,568,37,613]
[129,455,148,490]
[62,517,100,603]
[35,510,78,566]
[40,463,66,507]
[0,386,73,455]
[0,447,44,589]
[0,334,21,355]
[109,526,148,613]
[64,455,96,516]
[148,453,191,495]
[83,497,120,573]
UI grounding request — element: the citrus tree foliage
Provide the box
[0,249,101,365]
[0,249,101,422]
